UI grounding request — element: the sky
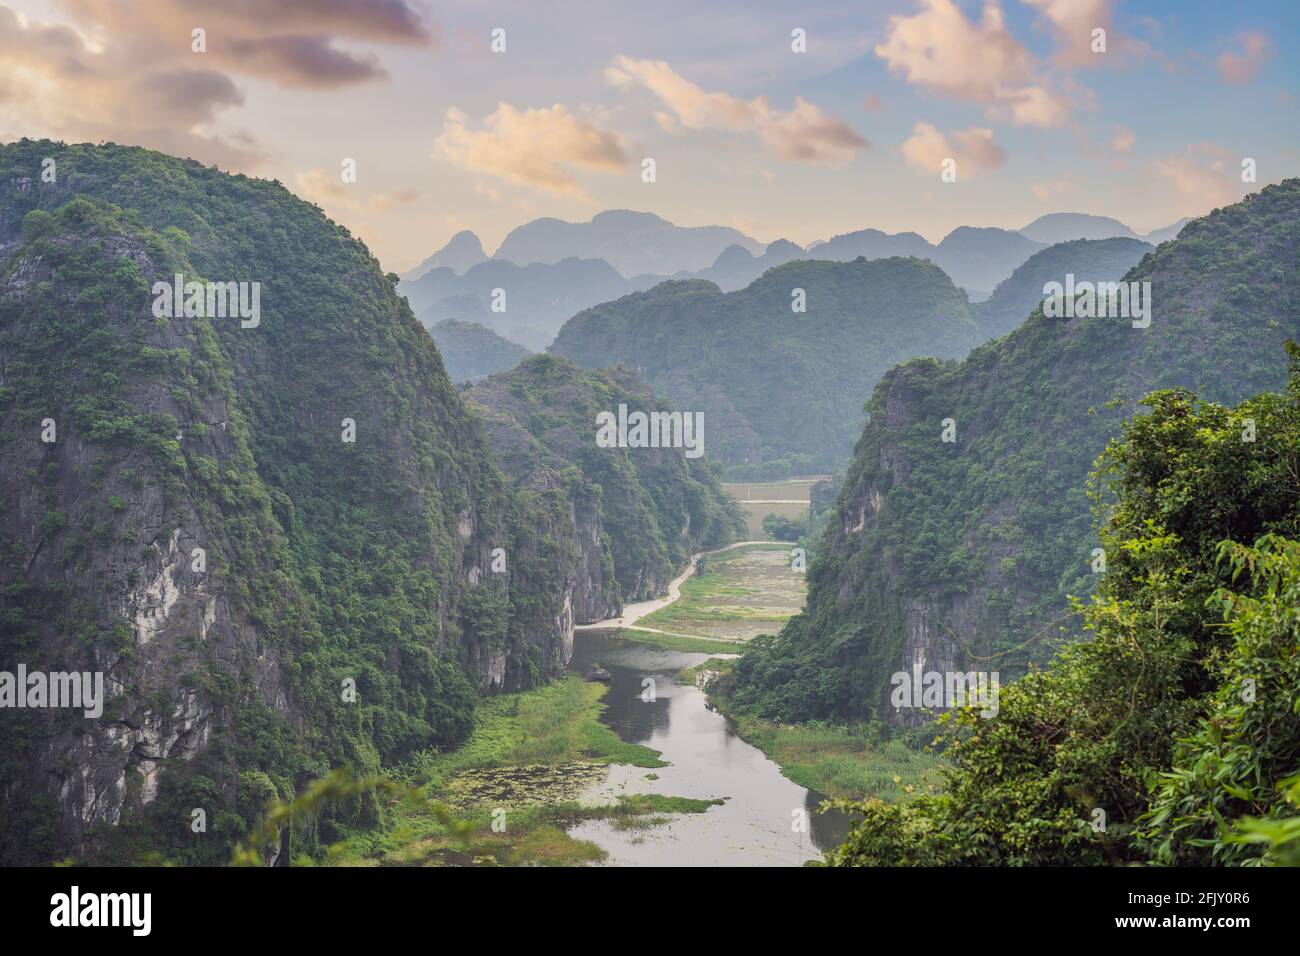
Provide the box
[1,0,1296,273]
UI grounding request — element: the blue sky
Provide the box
[1,1,1295,271]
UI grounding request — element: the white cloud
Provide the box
[874,0,1069,128]
[435,102,628,198]
[901,122,1006,177]
[296,168,418,213]
[1152,144,1240,212]
[606,56,867,166]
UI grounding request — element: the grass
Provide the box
[319,677,732,866]
[610,628,746,654]
[636,543,803,642]
[410,676,665,793]
[683,659,945,803]
[726,716,944,802]
[722,479,820,538]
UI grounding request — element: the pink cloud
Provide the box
[1217,32,1275,85]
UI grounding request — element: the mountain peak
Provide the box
[1019,212,1138,244]
[403,229,486,280]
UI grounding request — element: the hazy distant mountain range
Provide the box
[400,208,1191,348]
[401,256,661,350]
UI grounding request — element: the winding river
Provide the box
[563,546,852,866]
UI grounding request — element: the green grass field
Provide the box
[635,543,804,642]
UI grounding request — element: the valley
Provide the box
[326,533,936,866]
[2,136,1296,873]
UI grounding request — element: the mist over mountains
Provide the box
[399,208,1191,349]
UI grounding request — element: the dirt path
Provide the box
[574,540,783,633]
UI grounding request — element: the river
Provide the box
[564,628,852,866]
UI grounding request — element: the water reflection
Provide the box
[567,630,852,866]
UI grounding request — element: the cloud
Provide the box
[761,98,867,165]
[1021,0,1148,67]
[435,103,628,198]
[1004,83,1069,127]
[296,168,418,212]
[901,122,1005,177]
[1152,144,1240,212]
[606,56,762,130]
[1030,177,1073,201]
[1217,32,1274,85]
[606,55,866,166]
[1110,125,1136,154]
[875,0,1069,128]
[224,35,387,89]
[0,0,432,168]
[1023,0,1107,64]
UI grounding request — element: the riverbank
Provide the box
[323,677,724,866]
[323,538,938,865]
[603,541,945,806]
[680,659,943,802]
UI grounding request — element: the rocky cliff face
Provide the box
[0,141,575,863]
[466,355,746,621]
[726,181,1300,726]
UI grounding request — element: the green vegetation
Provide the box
[467,354,745,612]
[722,478,819,538]
[730,718,942,803]
[680,658,942,803]
[729,180,1300,725]
[762,513,807,540]
[319,677,729,866]
[974,237,1152,340]
[409,677,664,783]
[550,257,980,477]
[610,630,746,654]
[637,543,800,643]
[827,349,1300,865]
[0,141,581,864]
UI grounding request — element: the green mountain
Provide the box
[466,355,745,621]
[975,237,1153,340]
[0,141,578,863]
[429,319,531,383]
[549,257,981,479]
[726,180,1300,724]
[830,354,1300,865]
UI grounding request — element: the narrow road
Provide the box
[574,540,784,632]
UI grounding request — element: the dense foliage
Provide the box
[550,258,980,478]
[727,180,1300,724]
[466,355,745,608]
[0,141,572,863]
[827,349,1300,865]
[973,237,1152,340]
